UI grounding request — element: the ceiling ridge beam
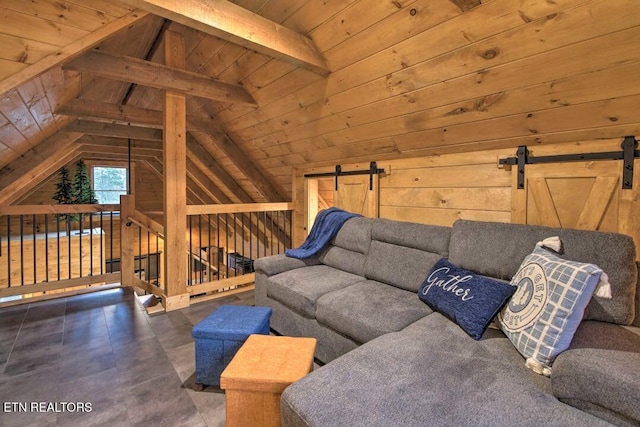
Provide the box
[119,0,330,76]
[57,99,237,137]
[66,119,164,142]
[57,99,225,134]
[0,10,150,97]
[64,50,256,105]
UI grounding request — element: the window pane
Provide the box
[92,166,129,204]
[95,190,126,204]
[94,167,127,191]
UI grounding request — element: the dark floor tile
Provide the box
[0,406,57,427]
[17,316,64,337]
[0,304,28,328]
[59,342,116,383]
[99,288,135,306]
[22,299,66,324]
[104,303,152,335]
[13,330,62,351]
[149,311,195,350]
[62,322,110,348]
[165,342,196,383]
[65,292,107,313]
[56,367,130,427]
[0,350,10,372]
[123,371,206,427]
[104,305,150,337]
[181,302,222,326]
[3,333,63,377]
[113,338,174,388]
[0,365,61,426]
[187,387,226,427]
[107,322,155,347]
[0,288,251,427]
[63,307,107,332]
[0,323,21,353]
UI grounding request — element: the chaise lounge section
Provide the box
[255,218,640,426]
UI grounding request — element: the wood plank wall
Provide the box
[292,138,634,246]
[218,0,640,198]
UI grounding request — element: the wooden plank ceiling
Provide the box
[1,0,639,207]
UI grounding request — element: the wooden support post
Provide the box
[120,195,136,288]
[163,30,189,311]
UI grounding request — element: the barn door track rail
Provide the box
[499,136,639,190]
[304,161,385,191]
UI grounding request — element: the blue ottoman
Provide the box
[192,305,272,390]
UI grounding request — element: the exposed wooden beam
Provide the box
[0,132,83,206]
[66,120,164,142]
[58,98,163,127]
[80,136,162,151]
[81,153,154,162]
[57,99,225,133]
[187,135,251,203]
[64,51,256,105]
[119,0,330,76]
[80,145,160,159]
[162,30,188,309]
[0,11,150,96]
[187,158,233,204]
[146,158,164,178]
[448,0,482,12]
[57,100,286,202]
[191,131,288,202]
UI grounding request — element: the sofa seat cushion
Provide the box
[267,265,365,318]
[315,280,432,344]
[281,314,610,427]
[552,321,640,425]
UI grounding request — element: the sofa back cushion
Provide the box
[318,217,373,276]
[449,219,638,325]
[364,219,451,292]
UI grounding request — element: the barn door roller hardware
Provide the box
[304,161,385,191]
[499,136,639,189]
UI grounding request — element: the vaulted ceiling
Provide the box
[1,0,639,207]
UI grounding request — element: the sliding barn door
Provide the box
[512,160,640,256]
[334,174,379,218]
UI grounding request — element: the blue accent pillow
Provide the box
[496,245,603,376]
[418,258,516,340]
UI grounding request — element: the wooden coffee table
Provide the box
[220,334,317,427]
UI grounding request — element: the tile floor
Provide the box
[0,287,255,426]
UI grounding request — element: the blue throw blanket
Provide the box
[285,207,360,259]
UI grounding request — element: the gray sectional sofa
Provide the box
[254,218,640,426]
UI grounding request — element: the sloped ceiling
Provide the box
[1,0,640,207]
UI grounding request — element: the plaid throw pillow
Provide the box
[497,245,603,376]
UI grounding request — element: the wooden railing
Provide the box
[0,200,294,310]
[123,209,166,301]
[0,204,121,306]
[120,200,294,310]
